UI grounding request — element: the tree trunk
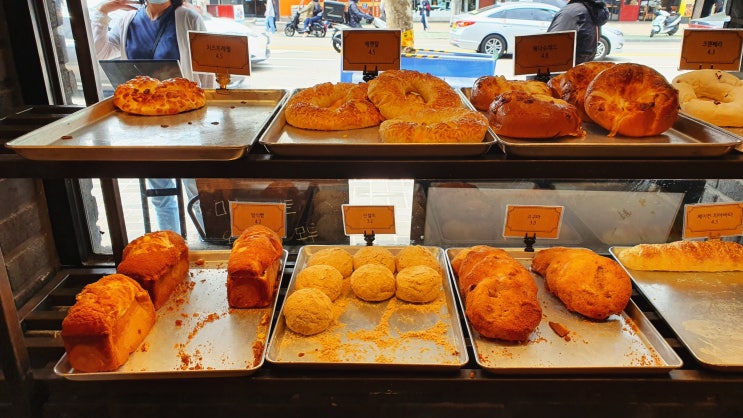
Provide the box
[450,0,463,20]
[384,0,415,48]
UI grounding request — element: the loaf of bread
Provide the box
[532,247,632,321]
[227,225,283,308]
[61,274,156,372]
[617,240,743,272]
[117,230,189,310]
[453,246,542,341]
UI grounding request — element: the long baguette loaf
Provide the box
[617,240,743,272]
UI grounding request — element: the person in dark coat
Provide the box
[547,0,609,65]
[348,0,373,28]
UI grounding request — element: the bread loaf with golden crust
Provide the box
[61,274,156,372]
[617,240,743,272]
[117,230,189,310]
[532,247,632,321]
[227,225,283,308]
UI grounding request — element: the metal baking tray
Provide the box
[610,246,743,372]
[447,247,683,374]
[265,245,469,370]
[7,89,288,161]
[459,88,741,158]
[258,89,496,158]
[54,250,288,380]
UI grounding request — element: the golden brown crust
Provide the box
[350,263,396,302]
[306,247,354,278]
[533,248,632,320]
[283,288,334,335]
[395,245,441,274]
[584,63,679,137]
[227,225,284,308]
[284,82,384,130]
[294,264,344,301]
[672,69,743,127]
[367,69,461,119]
[465,276,542,341]
[113,76,206,116]
[378,107,489,143]
[352,246,396,273]
[617,240,743,271]
[395,265,442,303]
[117,230,189,310]
[547,61,616,122]
[61,274,156,372]
[470,75,551,111]
[487,91,585,139]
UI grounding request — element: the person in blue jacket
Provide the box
[348,0,373,28]
[547,0,609,65]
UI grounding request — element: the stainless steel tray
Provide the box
[265,245,469,370]
[258,89,496,158]
[610,246,743,372]
[7,89,288,161]
[54,250,288,380]
[459,88,741,158]
[447,247,683,374]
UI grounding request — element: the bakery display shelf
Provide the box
[610,246,743,372]
[446,247,683,374]
[265,245,469,370]
[258,89,496,158]
[6,89,288,161]
[53,250,288,380]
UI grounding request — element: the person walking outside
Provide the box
[92,0,214,235]
[420,0,430,31]
[547,0,609,65]
[265,0,277,34]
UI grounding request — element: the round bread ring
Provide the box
[470,75,551,111]
[672,69,743,127]
[284,82,383,131]
[584,63,679,137]
[379,107,489,143]
[113,76,206,116]
[487,91,585,139]
[548,61,616,122]
[367,69,461,119]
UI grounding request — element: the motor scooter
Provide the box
[285,10,327,37]
[650,8,681,37]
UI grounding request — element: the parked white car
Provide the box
[201,12,271,64]
[449,2,624,60]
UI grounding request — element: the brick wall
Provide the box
[0,6,60,309]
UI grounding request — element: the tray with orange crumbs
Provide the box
[54,250,287,380]
[447,247,683,374]
[265,245,469,370]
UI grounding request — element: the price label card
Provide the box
[683,202,743,239]
[342,29,401,72]
[679,29,743,71]
[503,205,563,239]
[342,205,396,235]
[229,202,286,238]
[189,32,251,76]
[514,31,575,76]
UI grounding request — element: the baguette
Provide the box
[617,240,743,272]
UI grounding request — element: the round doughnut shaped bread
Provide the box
[488,91,585,138]
[470,75,551,111]
[113,76,206,116]
[548,61,616,122]
[352,246,396,273]
[379,107,489,143]
[584,63,679,137]
[306,247,354,278]
[367,69,461,119]
[350,263,396,302]
[672,69,743,127]
[395,265,442,303]
[294,264,344,301]
[283,288,334,336]
[395,245,441,274]
[284,82,384,130]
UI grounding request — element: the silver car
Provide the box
[449,2,623,60]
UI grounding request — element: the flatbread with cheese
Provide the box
[113,76,206,116]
